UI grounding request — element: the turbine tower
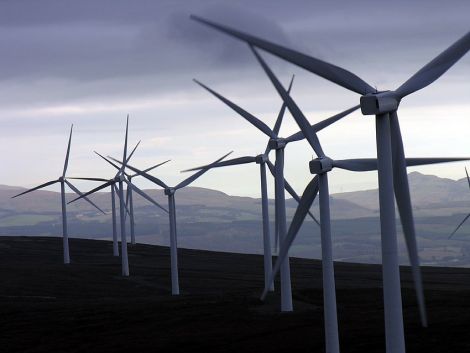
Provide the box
[112,151,232,295]
[193,78,358,311]
[190,17,469,351]
[12,125,105,264]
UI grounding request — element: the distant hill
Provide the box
[334,171,469,217]
[1,172,469,268]
[3,171,468,219]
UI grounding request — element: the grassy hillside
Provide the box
[1,236,469,352]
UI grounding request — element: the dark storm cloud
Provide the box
[0,0,468,92]
[0,1,292,81]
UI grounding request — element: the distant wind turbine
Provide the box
[182,152,318,294]
[69,116,167,276]
[70,150,169,255]
[193,77,358,312]
[11,125,105,264]
[191,16,469,352]
[112,151,232,295]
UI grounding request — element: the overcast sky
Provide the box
[1,0,469,197]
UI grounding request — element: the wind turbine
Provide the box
[70,141,141,256]
[70,116,168,276]
[193,78,358,312]
[70,152,167,273]
[70,152,169,255]
[11,125,105,264]
[112,151,232,295]
[449,167,470,238]
[190,16,469,352]
[125,161,171,244]
[182,152,319,293]
[253,50,470,353]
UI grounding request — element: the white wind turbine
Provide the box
[190,16,469,352]
[70,116,168,276]
[253,48,470,353]
[112,151,232,295]
[70,145,169,255]
[12,125,105,264]
[193,78,358,311]
[182,152,318,294]
[70,140,141,256]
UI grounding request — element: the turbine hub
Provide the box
[309,157,333,174]
[58,176,64,182]
[255,154,267,164]
[268,138,286,150]
[360,91,400,115]
[164,188,175,196]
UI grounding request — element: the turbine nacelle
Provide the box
[255,154,268,164]
[164,188,176,196]
[268,138,286,150]
[360,91,400,115]
[309,157,333,174]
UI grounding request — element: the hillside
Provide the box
[0,172,469,268]
[334,172,470,216]
[1,236,469,353]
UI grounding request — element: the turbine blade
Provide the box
[190,15,375,95]
[449,213,470,239]
[68,180,114,204]
[11,179,60,198]
[283,175,320,226]
[181,156,256,172]
[285,105,360,143]
[264,75,295,155]
[68,177,109,182]
[133,159,171,177]
[122,114,129,171]
[62,124,73,177]
[390,112,427,327]
[406,157,470,167]
[126,140,141,165]
[194,79,275,138]
[175,151,232,190]
[250,46,325,158]
[64,179,106,215]
[111,159,169,189]
[95,151,121,171]
[273,75,295,136]
[333,157,470,172]
[396,31,470,99]
[126,181,169,214]
[466,167,470,189]
[333,159,378,171]
[261,176,320,300]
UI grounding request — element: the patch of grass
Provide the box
[0,214,57,227]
